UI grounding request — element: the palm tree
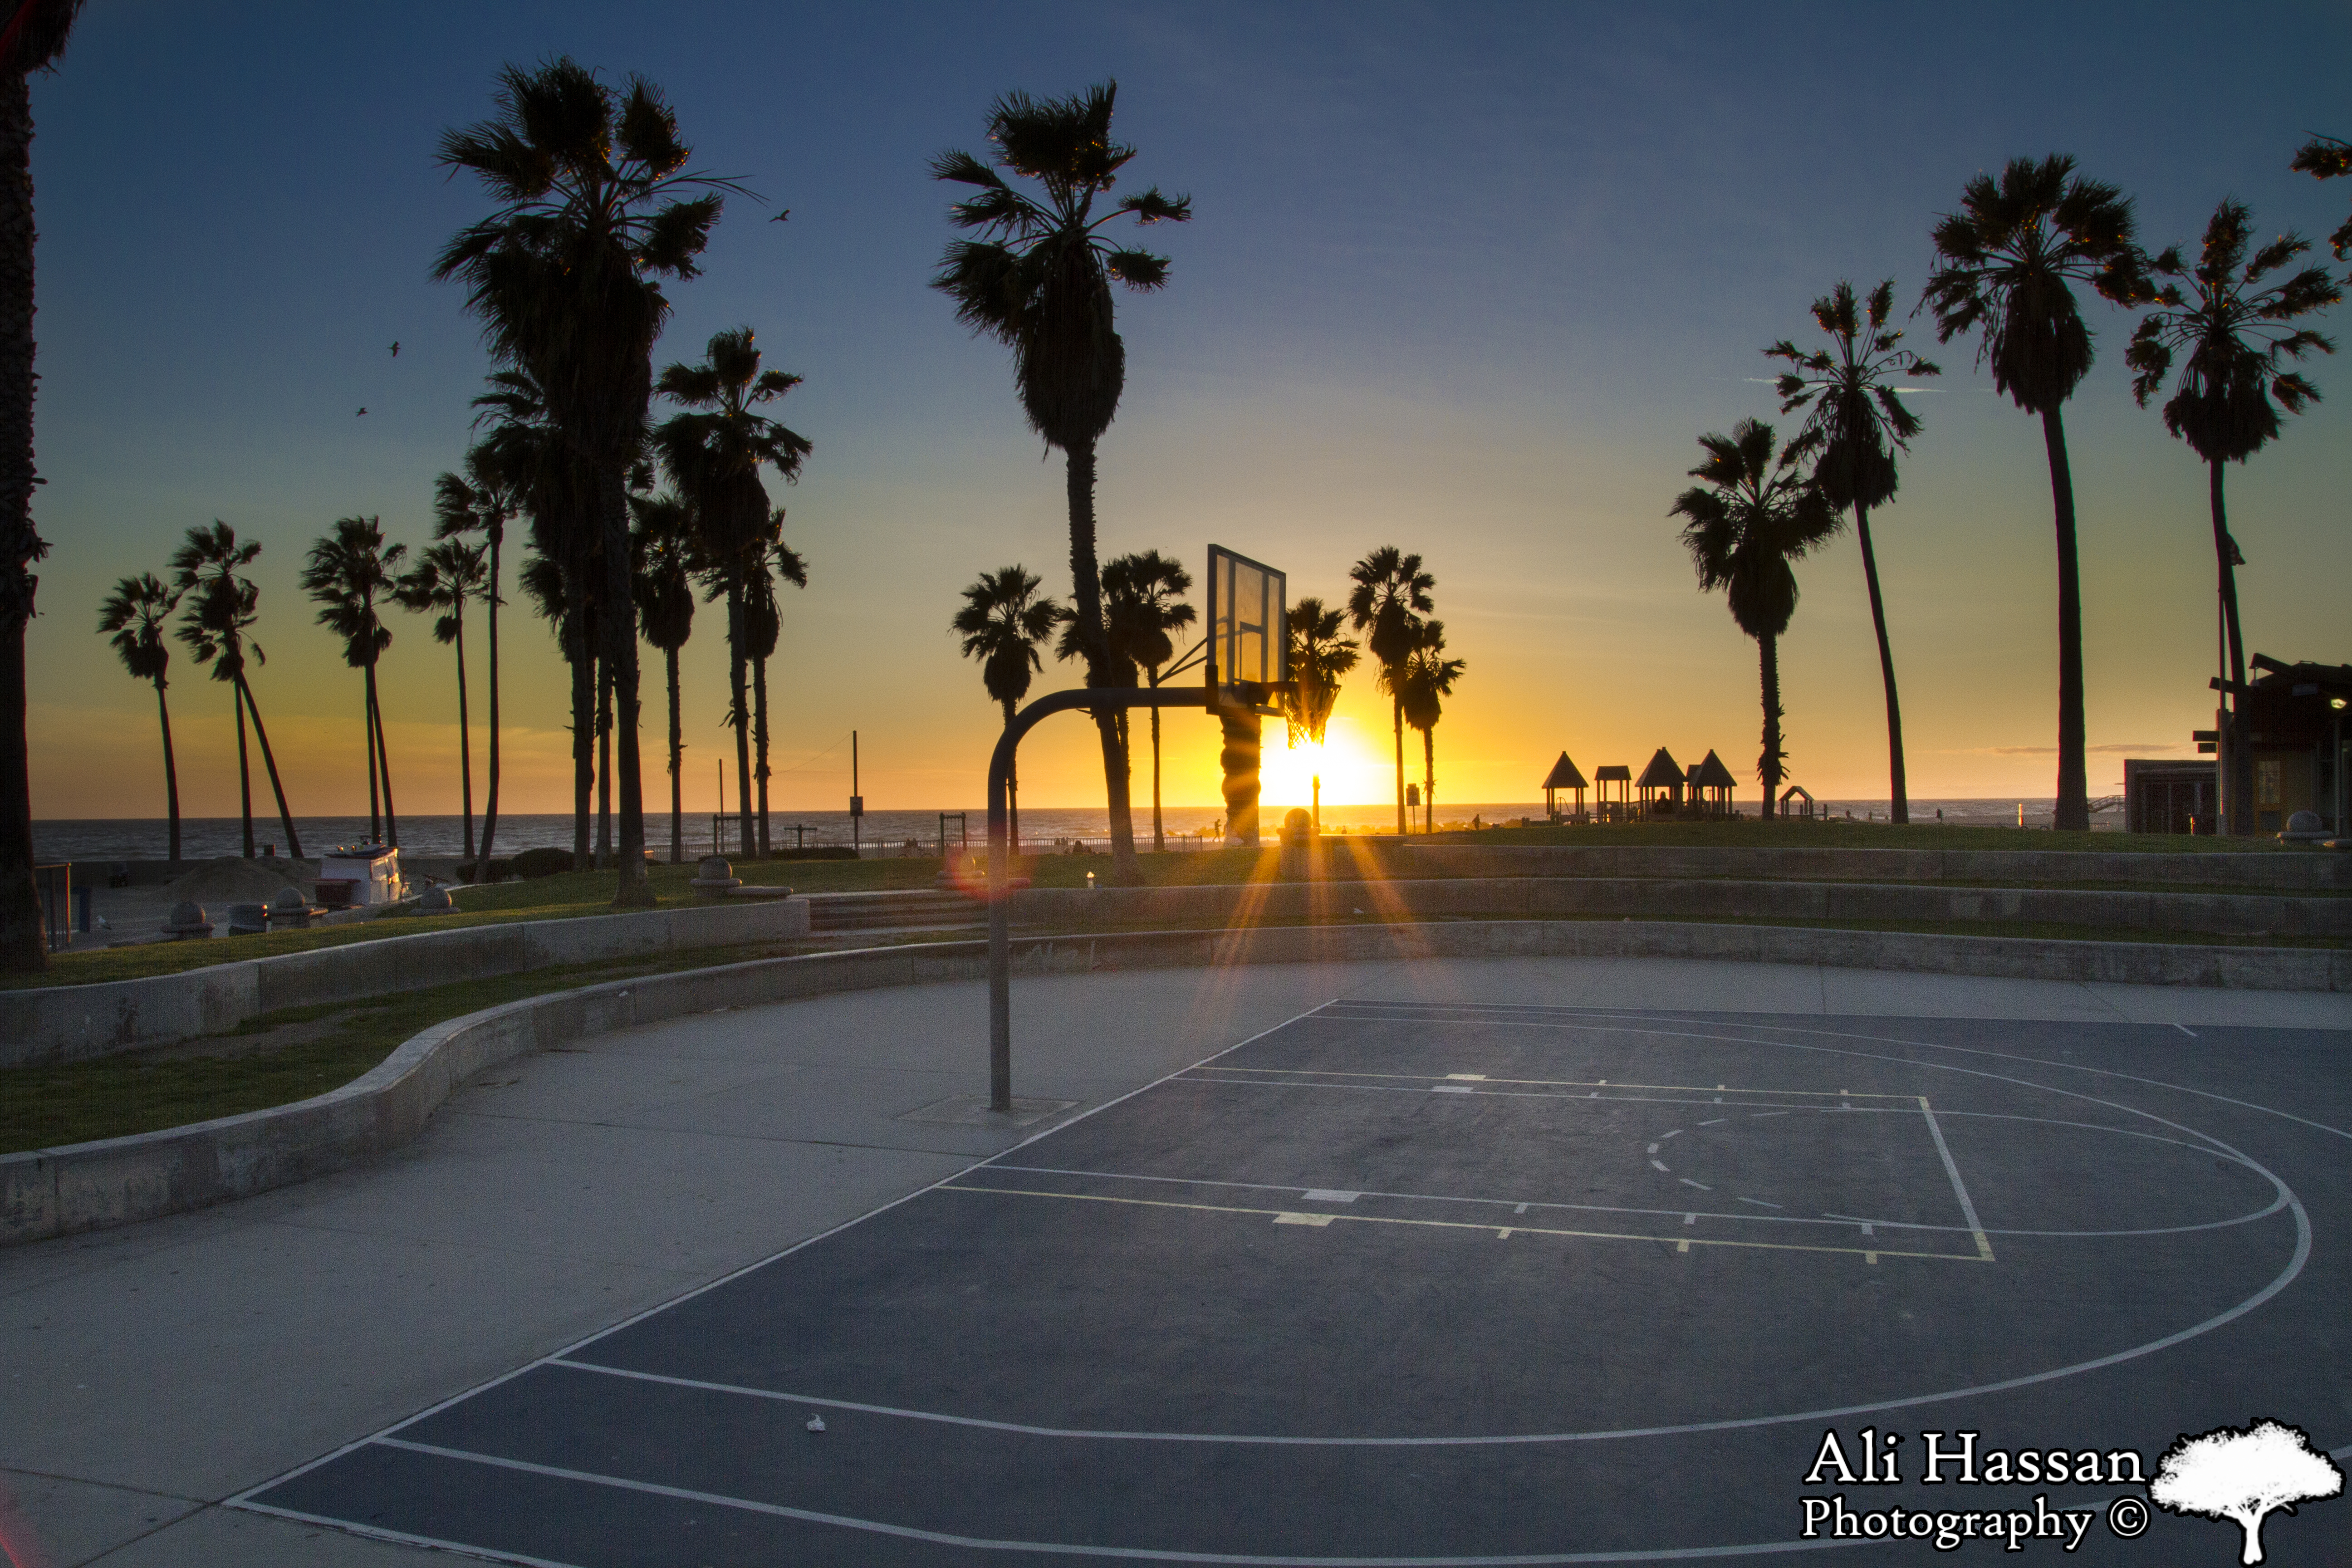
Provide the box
[1400,622,1466,834]
[742,528,808,857]
[0,0,88,970]
[301,516,407,847]
[953,565,1064,855]
[1767,280,1940,825]
[1670,420,1842,818]
[395,539,489,861]
[97,573,185,862]
[631,490,696,861]
[435,440,521,880]
[1921,155,2151,831]
[467,365,602,867]
[2290,135,2352,270]
[1102,550,1195,852]
[653,328,811,862]
[1345,547,1436,833]
[170,522,303,859]
[1279,597,1360,834]
[437,59,740,908]
[931,81,1191,886]
[2126,200,2340,834]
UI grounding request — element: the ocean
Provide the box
[34,799,2090,864]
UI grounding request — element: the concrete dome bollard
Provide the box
[1278,808,1315,882]
[163,901,213,940]
[691,855,742,895]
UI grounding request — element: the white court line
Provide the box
[227,993,1348,1513]
[976,1152,2286,1241]
[1918,1097,1995,1261]
[260,1433,1884,1565]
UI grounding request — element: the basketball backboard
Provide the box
[1205,544,1287,716]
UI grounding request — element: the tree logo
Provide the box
[2148,1419,2342,1564]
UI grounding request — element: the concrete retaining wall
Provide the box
[1393,843,2352,890]
[0,897,811,1069]
[1009,876,2352,938]
[3,918,2343,1248]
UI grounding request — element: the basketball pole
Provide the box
[987,686,1213,1112]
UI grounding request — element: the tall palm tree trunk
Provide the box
[598,472,651,905]
[665,644,682,862]
[475,529,502,880]
[567,595,593,872]
[727,583,754,861]
[455,620,474,863]
[1423,727,1436,833]
[596,654,612,867]
[1758,633,1783,822]
[369,664,397,848]
[156,677,181,863]
[1393,695,1406,834]
[0,68,43,970]
[753,652,771,858]
[239,675,303,858]
[364,679,381,841]
[234,678,255,857]
[1852,501,1909,824]
[1000,696,1021,857]
[2209,459,2252,835]
[1150,695,1164,854]
[1065,438,1142,884]
[2041,407,2089,833]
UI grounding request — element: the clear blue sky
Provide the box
[26,1,2352,817]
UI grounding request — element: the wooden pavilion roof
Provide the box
[1594,764,1632,783]
[1689,750,1738,790]
[1542,752,1588,790]
[1636,747,1685,789]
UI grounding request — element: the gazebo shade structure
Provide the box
[1688,750,1738,819]
[1541,752,1588,821]
[1635,747,1685,815]
[1593,764,1633,823]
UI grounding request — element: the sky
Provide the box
[23,1,2352,822]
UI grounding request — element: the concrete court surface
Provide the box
[1,955,2347,1567]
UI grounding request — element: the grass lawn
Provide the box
[0,939,788,1155]
[15,826,2337,992]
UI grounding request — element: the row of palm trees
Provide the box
[1677,151,2344,829]
[955,542,1471,846]
[98,313,820,878]
[96,518,477,865]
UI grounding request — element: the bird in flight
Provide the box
[356,407,368,417]
[770,209,790,222]
[389,341,399,357]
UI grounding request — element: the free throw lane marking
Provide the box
[1917,1097,1996,1262]
[940,1184,1981,1263]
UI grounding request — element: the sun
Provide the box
[1258,715,1390,813]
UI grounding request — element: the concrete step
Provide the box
[806,890,985,932]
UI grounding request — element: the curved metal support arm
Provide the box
[988,686,1213,1110]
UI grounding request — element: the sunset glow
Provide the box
[18,9,2347,826]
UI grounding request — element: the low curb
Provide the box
[0,896,813,1069]
[3,919,2344,1248]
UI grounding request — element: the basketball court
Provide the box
[231,981,2350,1564]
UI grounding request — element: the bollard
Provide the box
[1278,808,1314,881]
